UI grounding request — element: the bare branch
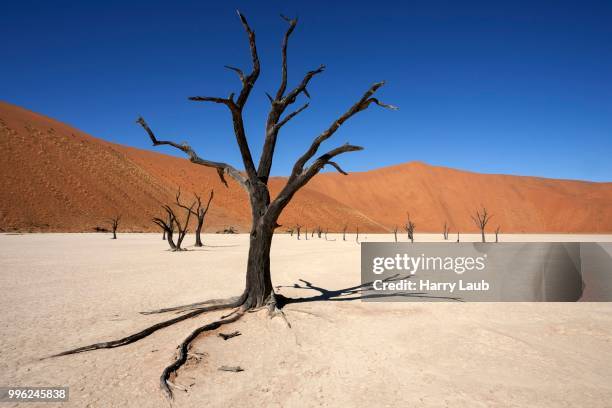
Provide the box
[325,161,348,175]
[281,64,325,106]
[136,117,247,190]
[188,95,234,106]
[235,10,260,108]
[275,103,309,130]
[275,14,298,100]
[224,65,245,84]
[289,81,394,182]
[266,144,362,221]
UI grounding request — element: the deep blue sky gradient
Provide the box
[1,0,611,181]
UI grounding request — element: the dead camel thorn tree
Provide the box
[296,224,302,240]
[153,198,194,251]
[50,11,395,399]
[404,213,415,243]
[495,225,501,243]
[108,215,121,239]
[443,221,449,240]
[175,188,214,247]
[471,206,492,243]
[343,224,347,241]
[392,225,398,242]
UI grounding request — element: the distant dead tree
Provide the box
[316,226,322,238]
[457,232,460,242]
[176,188,214,247]
[153,200,194,251]
[443,221,449,240]
[471,207,492,243]
[305,226,309,241]
[287,227,294,237]
[57,11,395,399]
[324,228,329,240]
[296,224,302,240]
[356,226,360,243]
[343,224,347,241]
[404,213,415,243]
[108,215,121,239]
[392,225,398,242]
[495,226,501,243]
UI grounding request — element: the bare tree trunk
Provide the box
[356,226,359,243]
[195,218,204,247]
[343,225,347,241]
[166,228,176,250]
[162,230,166,240]
[243,222,274,308]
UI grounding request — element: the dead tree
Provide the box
[305,226,309,240]
[356,226,359,243]
[443,221,449,240]
[54,12,394,399]
[296,224,301,240]
[153,206,177,251]
[324,228,328,240]
[176,188,214,247]
[153,201,194,251]
[457,232,460,242]
[495,226,500,243]
[343,224,347,241]
[393,225,398,242]
[404,213,415,243]
[316,226,322,238]
[287,228,294,237]
[471,207,492,243]
[108,215,121,239]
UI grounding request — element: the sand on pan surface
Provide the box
[1,233,612,407]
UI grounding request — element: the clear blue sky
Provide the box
[2,0,611,181]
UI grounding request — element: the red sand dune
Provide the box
[1,101,611,233]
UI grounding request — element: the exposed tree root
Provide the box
[47,299,243,358]
[160,311,245,400]
[141,296,242,315]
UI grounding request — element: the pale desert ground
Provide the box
[1,232,612,408]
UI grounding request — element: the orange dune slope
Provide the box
[1,101,611,233]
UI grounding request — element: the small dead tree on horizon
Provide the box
[53,11,395,399]
[443,221,449,240]
[108,215,121,240]
[296,224,302,240]
[343,224,347,241]
[495,225,501,243]
[471,206,492,243]
[393,225,398,242]
[175,188,214,247]
[356,226,359,243]
[404,213,415,243]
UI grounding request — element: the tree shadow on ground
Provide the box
[276,274,463,307]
